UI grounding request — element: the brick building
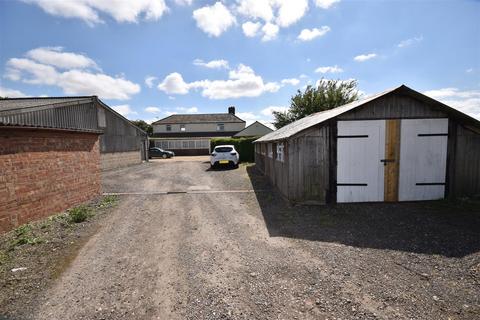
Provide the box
[0,96,147,232]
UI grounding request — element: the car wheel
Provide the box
[162,154,167,159]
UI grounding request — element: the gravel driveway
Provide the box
[28,160,480,320]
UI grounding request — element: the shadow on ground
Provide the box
[246,165,480,258]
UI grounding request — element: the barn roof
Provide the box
[0,96,147,136]
[152,113,245,125]
[255,85,480,143]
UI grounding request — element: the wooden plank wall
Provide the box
[338,94,446,120]
[287,124,330,203]
[450,124,480,197]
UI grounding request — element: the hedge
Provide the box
[210,137,258,162]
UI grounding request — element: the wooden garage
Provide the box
[254,85,480,204]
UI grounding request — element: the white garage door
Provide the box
[398,119,448,201]
[337,120,386,202]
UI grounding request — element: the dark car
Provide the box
[149,147,174,159]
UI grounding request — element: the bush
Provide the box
[210,137,258,162]
[67,205,92,223]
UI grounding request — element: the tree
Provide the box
[131,120,153,136]
[272,79,359,129]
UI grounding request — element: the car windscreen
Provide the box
[214,147,233,153]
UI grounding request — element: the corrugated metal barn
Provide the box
[0,96,148,170]
[0,96,147,232]
[254,85,480,204]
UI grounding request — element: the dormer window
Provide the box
[166,124,171,131]
[180,124,186,132]
[217,123,225,131]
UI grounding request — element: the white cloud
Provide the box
[145,76,158,88]
[261,22,279,41]
[174,0,194,5]
[157,72,190,94]
[466,68,474,73]
[23,0,168,26]
[164,111,178,116]
[0,86,28,98]
[315,65,343,74]
[397,35,423,48]
[275,0,309,28]
[424,88,480,120]
[315,0,341,9]
[191,64,281,99]
[158,64,280,99]
[297,26,330,41]
[423,88,480,99]
[145,106,161,113]
[261,105,289,116]
[5,49,140,100]
[236,0,273,22]
[193,2,236,37]
[281,78,300,86]
[193,59,229,69]
[242,21,262,37]
[353,53,377,62]
[112,104,138,117]
[157,64,280,99]
[236,111,260,126]
[176,106,198,113]
[26,47,98,70]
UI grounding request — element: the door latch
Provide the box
[380,159,395,166]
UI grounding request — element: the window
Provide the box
[217,123,225,131]
[166,124,171,132]
[261,144,266,155]
[276,143,284,162]
[180,124,186,132]
[267,143,273,158]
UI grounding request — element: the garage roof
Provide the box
[255,85,480,143]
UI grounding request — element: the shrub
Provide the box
[67,205,92,223]
[210,137,258,162]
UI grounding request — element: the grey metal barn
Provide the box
[254,85,480,204]
[0,96,148,170]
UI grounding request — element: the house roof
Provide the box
[255,85,480,143]
[152,113,245,124]
[234,121,273,137]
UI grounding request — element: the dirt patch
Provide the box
[0,196,118,319]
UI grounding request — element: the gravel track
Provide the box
[25,160,480,319]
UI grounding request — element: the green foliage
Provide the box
[67,205,93,223]
[10,224,43,248]
[210,137,258,162]
[273,79,359,129]
[97,195,118,209]
[131,120,153,136]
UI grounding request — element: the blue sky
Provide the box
[1,0,479,126]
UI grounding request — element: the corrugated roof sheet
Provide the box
[0,96,94,112]
[152,113,245,124]
[256,87,398,142]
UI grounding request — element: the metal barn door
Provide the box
[398,119,448,201]
[337,120,386,202]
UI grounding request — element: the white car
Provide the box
[210,145,240,168]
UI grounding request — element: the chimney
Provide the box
[228,106,235,115]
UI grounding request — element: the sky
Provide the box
[1,0,479,126]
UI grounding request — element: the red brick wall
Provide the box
[0,128,101,233]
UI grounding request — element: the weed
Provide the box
[9,224,43,249]
[98,195,118,209]
[67,205,92,223]
[0,250,9,265]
